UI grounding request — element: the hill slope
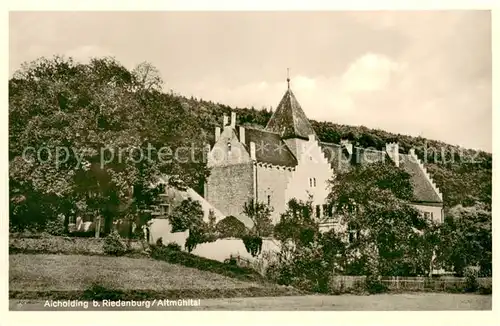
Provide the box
[172,94,491,210]
[9,254,300,300]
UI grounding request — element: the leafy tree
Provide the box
[274,197,320,247]
[438,204,492,276]
[166,198,217,252]
[239,199,273,257]
[328,161,434,276]
[269,199,343,292]
[243,199,273,237]
[9,56,208,234]
[167,198,204,233]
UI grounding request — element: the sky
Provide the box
[9,11,492,151]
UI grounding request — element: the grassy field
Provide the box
[9,254,300,300]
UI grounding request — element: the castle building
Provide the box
[204,79,444,231]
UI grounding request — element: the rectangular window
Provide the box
[267,195,271,206]
[316,205,321,218]
[313,178,316,187]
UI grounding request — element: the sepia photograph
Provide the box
[7,10,492,312]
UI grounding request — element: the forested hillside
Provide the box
[172,93,492,210]
[9,56,491,236]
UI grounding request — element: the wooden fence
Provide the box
[329,275,492,292]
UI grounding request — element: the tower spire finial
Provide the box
[287,68,290,90]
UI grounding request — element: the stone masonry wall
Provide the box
[205,163,255,227]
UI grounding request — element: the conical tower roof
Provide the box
[265,85,316,139]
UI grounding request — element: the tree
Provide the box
[438,204,492,276]
[243,199,273,237]
[167,198,204,233]
[270,198,342,292]
[131,61,163,92]
[240,199,273,257]
[9,56,208,234]
[328,161,434,276]
[274,197,320,247]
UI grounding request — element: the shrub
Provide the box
[103,231,126,256]
[44,216,66,236]
[242,235,263,257]
[215,216,247,238]
[150,245,263,282]
[166,242,181,251]
[156,237,164,247]
[365,275,388,294]
[478,284,492,295]
[464,268,479,292]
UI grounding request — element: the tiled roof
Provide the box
[399,154,443,204]
[319,142,443,204]
[265,89,316,139]
[320,142,350,173]
[241,127,298,167]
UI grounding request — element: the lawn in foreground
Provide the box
[9,254,260,292]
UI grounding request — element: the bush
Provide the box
[150,245,263,282]
[166,242,181,251]
[365,275,388,294]
[156,237,164,247]
[478,284,492,295]
[215,216,247,238]
[44,217,66,236]
[103,231,126,256]
[224,256,237,266]
[464,268,479,292]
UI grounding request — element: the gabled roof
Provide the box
[319,142,443,204]
[399,154,443,204]
[265,88,316,139]
[240,127,298,167]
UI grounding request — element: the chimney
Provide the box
[223,115,229,127]
[215,127,221,142]
[231,112,236,128]
[250,141,256,160]
[239,126,245,144]
[385,142,399,167]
